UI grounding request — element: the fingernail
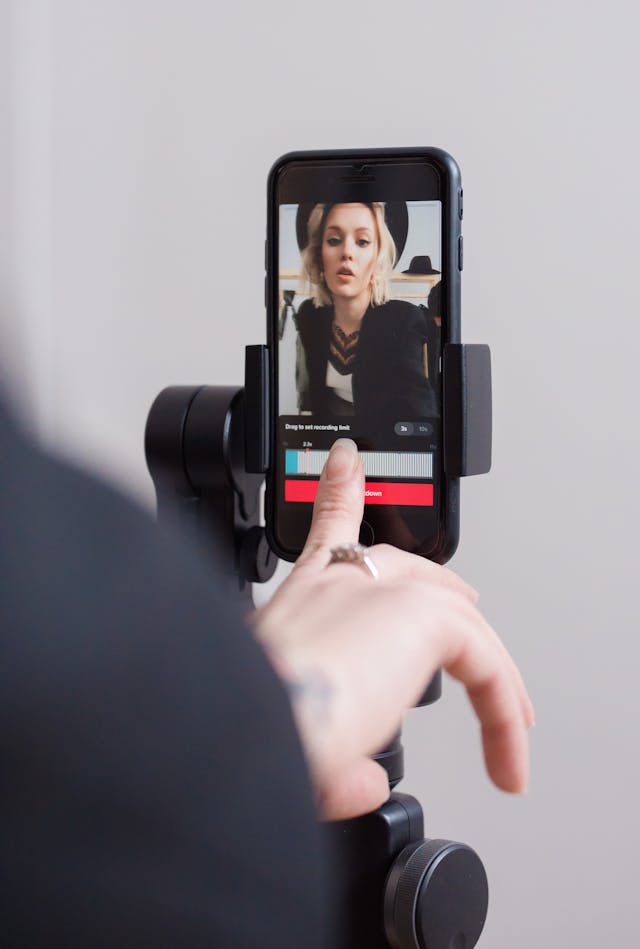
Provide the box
[325,439,359,482]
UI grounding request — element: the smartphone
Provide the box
[265,148,463,563]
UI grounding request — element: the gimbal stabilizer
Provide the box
[145,342,492,949]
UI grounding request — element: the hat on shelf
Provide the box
[402,255,440,275]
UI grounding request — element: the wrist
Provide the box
[265,644,341,789]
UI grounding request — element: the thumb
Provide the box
[294,439,365,573]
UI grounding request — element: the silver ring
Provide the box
[327,542,379,580]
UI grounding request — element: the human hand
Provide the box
[252,439,534,820]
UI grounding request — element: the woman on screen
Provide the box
[295,202,437,418]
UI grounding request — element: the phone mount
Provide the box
[145,342,492,949]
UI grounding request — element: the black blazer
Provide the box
[296,298,438,418]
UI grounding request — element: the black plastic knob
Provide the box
[384,839,488,949]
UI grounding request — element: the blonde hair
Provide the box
[300,202,396,307]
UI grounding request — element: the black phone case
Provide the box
[264,147,462,564]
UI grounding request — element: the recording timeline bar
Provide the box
[285,449,433,479]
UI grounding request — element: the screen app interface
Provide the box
[276,197,442,536]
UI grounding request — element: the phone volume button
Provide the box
[458,235,464,271]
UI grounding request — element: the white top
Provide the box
[325,361,354,403]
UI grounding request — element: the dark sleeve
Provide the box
[294,299,321,412]
[399,303,438,416]
[294,298,315,354]
[0,405,326,949]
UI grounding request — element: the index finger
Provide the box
[294,439,365,574]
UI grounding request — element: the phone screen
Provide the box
[267,154,460,560]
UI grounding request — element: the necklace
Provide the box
[329,322,359,376]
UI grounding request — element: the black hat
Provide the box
[402,255,440,275]
[295,201,409,267]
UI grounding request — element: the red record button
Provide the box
[285,480,433,506]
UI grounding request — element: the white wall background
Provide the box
[3,1,640,945]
